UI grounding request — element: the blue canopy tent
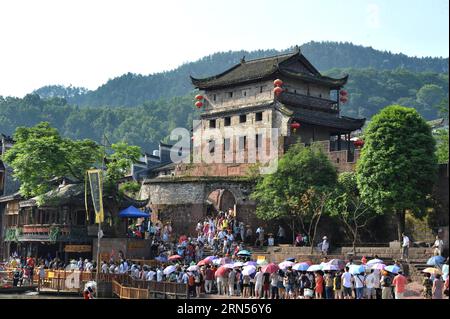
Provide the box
[119,206,151,218]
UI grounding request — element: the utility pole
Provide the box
[94,134,106,298]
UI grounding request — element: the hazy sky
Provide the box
[0,0,448,97]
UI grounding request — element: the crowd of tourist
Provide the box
[2,209,448,300]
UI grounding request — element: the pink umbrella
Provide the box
[214,266,230,278]
[262,263,279,274]
[371,263,386,270]
[168,255,183,261]
[278,261,295,270]
[197,257,214,266]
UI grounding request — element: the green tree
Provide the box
[327,172,376,253]
[416,84,445,109]
[3,122,101,197]
[250,143,337,252]
[356,105,438,240]
[435,129,449,163]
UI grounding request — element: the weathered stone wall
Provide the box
[203,80,274,111]
[140,178,257,235]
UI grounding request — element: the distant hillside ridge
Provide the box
[32,41,449,107]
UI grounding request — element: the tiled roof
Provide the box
[280,105,365,132]
[277,91,338,114]
[191,50,347,90]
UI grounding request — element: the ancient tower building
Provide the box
[139,48,366,234]
[182,47,365,176]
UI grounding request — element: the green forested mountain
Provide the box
[0,95,200,151]
[1,41,448,152]
[33,41,448,108]
[1,68,447,152]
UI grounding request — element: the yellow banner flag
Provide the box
[87,169,104,224]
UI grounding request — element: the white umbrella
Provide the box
[223,263,235,269]
[257,259,268,266]
[85,281,97,291]
[242,265,256,276]
[322,264,338,271]
[187,265,199,272]
[233,262,244,268]
[366,258,384,266]
[307,264,323,272]
[278,261,295,270]
[163,265,177,275]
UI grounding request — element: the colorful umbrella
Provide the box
[163,265,177,275]
[187,265,199,272]
[168,255,183,261]
[223,263,235,269]
[427,256,445,266]
[327,259,345,269]
[322,264,338,271]
[384,265,400,274]
[422,267,442,275]
[371,263,386,270]
[233,262,244,268]
[237,250,252,256]
[214,266,230,278]
[293,262,310,271]
[197,259,209,266]
[213,257,232,265]
[307,264,323,272]
[242,265,256,276]
[278,261,295,270]
[244,261,257,267]
[262,263,280,274]
[349,264,366,275]
[301,260,313,266]
[366,258,384,266]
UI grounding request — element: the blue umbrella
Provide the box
[293,262,310,271]
[155,256,168,263]
[285,257,296,262]
[349,264,366,275]
[427,256,445,266]
[237,250,252,256]
[385,265,400,274]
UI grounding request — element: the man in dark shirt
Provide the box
[204,265,214,294]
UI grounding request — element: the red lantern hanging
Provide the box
[290,122,301,130]
[273,86,283,96]
[273,79,283,87]
[339,90,348,96]
[340,96,348,103]
[353,139,364,148]
[195,101,203,108]
[290,121,301,133]
[195,94,204,100]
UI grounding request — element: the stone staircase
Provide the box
[408,259,431,283]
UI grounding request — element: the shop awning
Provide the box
[119,206,150,218]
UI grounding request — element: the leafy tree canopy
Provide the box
[356,105,438,238]
[251,143,337,221]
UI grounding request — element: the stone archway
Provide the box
[206,188,237,216]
